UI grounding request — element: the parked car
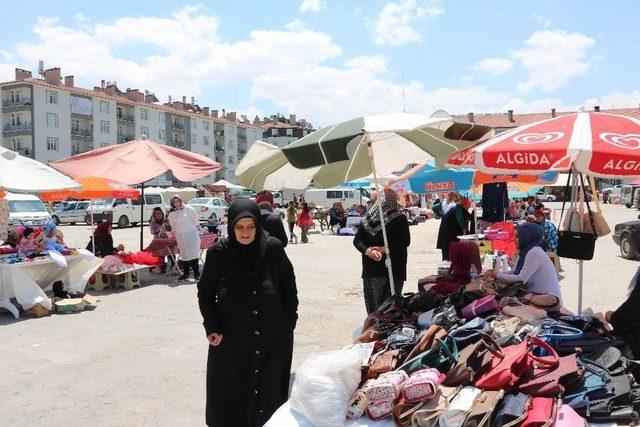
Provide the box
[621,185,640,208]
[87,190,167,228]
[535,192,557,202]
[187,197,229,221]
[5,193,52,227]
[613,215,640,259]
[51,201,90,225]
[302,188,369,209]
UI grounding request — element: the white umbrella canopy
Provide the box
[214,179,245,190]
[0,147,81,192]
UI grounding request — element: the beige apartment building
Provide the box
[0,66,262,184]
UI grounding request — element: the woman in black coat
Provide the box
[436,194,473,261]
[197,199,298,427]
[353,188,410,314]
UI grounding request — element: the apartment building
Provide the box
[0,66,263,185]
[256,114,315,148]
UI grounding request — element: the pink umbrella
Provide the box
[51,136,220,248]
[446,111,640,178]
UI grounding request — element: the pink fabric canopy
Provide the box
[51,137,220,185]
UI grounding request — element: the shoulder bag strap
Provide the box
[557,170,573,228]
[578,172,597,235]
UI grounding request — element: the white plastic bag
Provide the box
[290,347,366,427]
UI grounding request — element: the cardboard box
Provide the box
[23,302,53,318]
[55,294,98,314]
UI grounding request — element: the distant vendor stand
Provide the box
[144,233,219,272]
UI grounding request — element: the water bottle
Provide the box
[470,264,478,280]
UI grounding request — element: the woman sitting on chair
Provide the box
[486,222,561,311]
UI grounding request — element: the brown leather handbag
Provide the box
[404,324,447,362]
[464,390,505,427]
[517,353,582,396]
[444,333,503,387]
[364,349,401,380]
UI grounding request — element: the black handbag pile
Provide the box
[557,171,598,260]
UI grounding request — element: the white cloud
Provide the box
[530,13,551,28]
[300,0,326,13]
[345,55,388,74]
[584,90,640,110]
[373,0,444,46]
[512,30,596,93]
[474,57,514,76]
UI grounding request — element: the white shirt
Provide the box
[168,205,199,233]
[497,246,561,298]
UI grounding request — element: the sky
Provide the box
[1,0,639,127]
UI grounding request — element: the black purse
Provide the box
[557,171,597,260]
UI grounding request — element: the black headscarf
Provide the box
[227,198,263,264]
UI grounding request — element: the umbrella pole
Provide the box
[91,201,95,255]
[140,183,145,251]
[368,145,395,297]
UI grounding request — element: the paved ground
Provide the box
[1,202,638,426]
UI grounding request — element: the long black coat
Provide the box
[353,214,410,280]
[197,234,298,427]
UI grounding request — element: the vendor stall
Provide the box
[0,250,102,318]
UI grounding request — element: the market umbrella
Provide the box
[40,177,140,254]
[238,112,493,294]
[446,111,640,312]
[0,146,81,193]
[51,136,220,249]
[468,182,542,200]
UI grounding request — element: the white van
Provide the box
[301,188,369,209]
[5,193,52,226]
[87,189,168,228]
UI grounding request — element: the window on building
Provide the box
[141,126,149,137]
[71,119,79,132]
[228,156,234,165]
[229,141,234,149]
[203,121,209,131]
[47,113,59,128]
[100,101,109,113]
[191,120,196,129]
[203,136,210,145]
[271,128,278,137]
[303,130,308,136]
[191,134,196,144]
[141,108,149,120]
[46,90,58,104]
[159,129,166,140]
[100,120,110,133]
[12,138,21,151]
[286,128,293,137]
[159,113,166,123]
[47,137,59,151]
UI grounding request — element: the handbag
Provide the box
[365,348,401,380]
[582,175,611,237]
[552,331,627,357]
[366,370,408,404]
[444,333,503,387]
[461,295,499,321]
[521,397,558,427]
[366,400,395,420]
[475,336,559,390]
[398,335,459,374]
[449,317,493,349]
[405,324,448,362]
[401,368,446,403]
[347,380,373,420]
[490,392,531,427]
[557,172,597,260]
[463,390,504,427]
[518,353,582,397]
[552,404,586,427]
[538,324,583,353]
[439,386,482,427]
[409,386,460,427]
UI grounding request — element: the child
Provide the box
[286,201,298,243]
[17,227,43,256]
[43,223,67,252]
[296,202,314,243]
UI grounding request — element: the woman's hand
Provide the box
[484,269,497,279]
[207,332,223,347]
[365,248,383,262]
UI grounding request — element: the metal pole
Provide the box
[90,200,95,255]
[578,260,583,314]
[140,183,145,251]
[368,142,395,296]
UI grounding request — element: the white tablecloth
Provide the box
[266,401,394,427]
[0,253,102,313]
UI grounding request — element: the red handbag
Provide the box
[522,397,558,427]
[475,336,559,390]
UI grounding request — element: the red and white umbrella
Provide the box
[446,111,640,178]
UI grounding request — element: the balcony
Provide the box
[2,98,31,112]
[117,132,134,143]
[12,147,33,158]
[215,143,224,152]
[171,139,185,148]
[171,122,185,131]
[3,123,33,134]
[71,128,93,141]
[117,113,135,123]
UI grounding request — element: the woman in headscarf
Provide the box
[436,192,474,260]
[167,195,201,281]
[353,188,410,314]
[487,222,561,310]
[197,199,298,427]
[87,222,124,257]
[149,207,172,273]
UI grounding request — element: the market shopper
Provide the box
[286,201,298,243]
[329,202,347,230]
[149,208,173,273]
[167,195,201,281]
[487,222,561,310]
[87,222,124,257]
[436,193,472,261]
[296,202,313,243]
[535,209,558,252]
[255,191,288,247]
[197,198,298,427]
[353,188,410,313]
